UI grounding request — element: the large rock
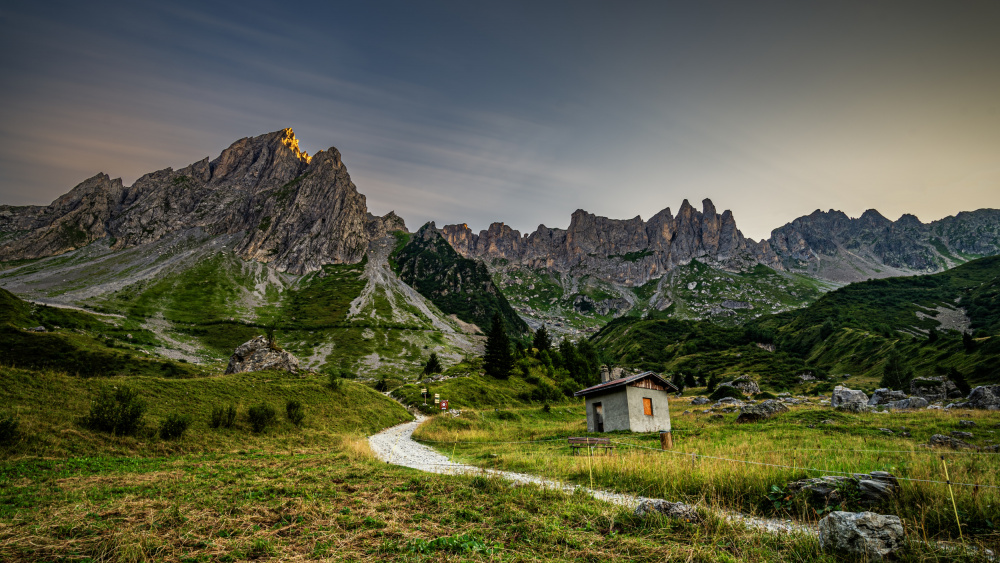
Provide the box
[633,499,700,522]
[832,386,869,411]
[787,472,899,508]
[953,385,1000,410]
[868,388,908,406]
[910,376,961,402]
[886,397,928,410]
[719,376,761,396]
[225,336,300,375]
[818,511,905,560]
[735,399,789,423]
[690,396,709,405]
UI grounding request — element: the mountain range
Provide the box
[2,128,999,364]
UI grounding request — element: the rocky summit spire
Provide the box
[0,129,407,273]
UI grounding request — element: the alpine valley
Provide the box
[1,129,999,392]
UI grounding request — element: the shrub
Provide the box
[159,413,191,440]
[210,405,238,429]
[82,385,146,436]
[327,371,343,391]
[708,386,747,402]
[247,403,276,433]
[756,391,778,400]
[286,400,305,426]
[0,412,19,445]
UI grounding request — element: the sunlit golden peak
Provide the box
[280,128,312,164]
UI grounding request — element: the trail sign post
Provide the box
[440,400,449,410]
[421,388,427,405]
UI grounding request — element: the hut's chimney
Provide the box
[600,365,611,383]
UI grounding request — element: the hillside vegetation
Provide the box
[392,225,528,335]
[594,255,1000,391]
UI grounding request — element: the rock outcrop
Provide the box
[225,335,300,374]
[735,400,789,423]
[949,385,1000,410]
[909,376,961,402]
[440,199,781,287]
[719,376,760,396]
[0,129,406,274]
[818,511,905,560]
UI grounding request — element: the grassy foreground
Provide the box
[1,439,861,563]
[414,401,1000,550]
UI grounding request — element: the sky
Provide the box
[1,1,999,241]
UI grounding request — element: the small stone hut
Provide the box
[574,371,677,433]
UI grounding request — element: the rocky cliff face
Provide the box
[0,129,405,274]
[768,208,1000,283]
[441,199,780,287]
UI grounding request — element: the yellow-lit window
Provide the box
[643,397,653,416]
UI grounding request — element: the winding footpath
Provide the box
[369,416,812,535]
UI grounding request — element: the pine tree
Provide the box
[963,331,976,352]
[949,367,971,397]
[532,325,551,352]
[879,350,913,390]
[484,314,513,379]
[423,352,442,375]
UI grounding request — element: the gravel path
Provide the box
[369,417,814,535]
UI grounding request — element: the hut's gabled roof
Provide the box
[573,371,678,397]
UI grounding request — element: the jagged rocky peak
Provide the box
[0,128,406,274]
[439,198,779,286]
[767,207,1000,282]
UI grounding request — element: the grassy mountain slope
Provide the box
[491,260,830,338]
[0,365,412,458]
[392,225,528,335]
[0,230,480,378]
[594,255,1000,392]
[0,288,205,378]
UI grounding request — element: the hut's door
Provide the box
[593,402,604,432]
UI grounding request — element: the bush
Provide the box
[159,413,191,440]
[708,386,747,402]
[82,386,146,436]
[247,403,276,433]
[286,400,305,426]
[756,391,778,400]
[327,372,343,391]
[0,412,19,445]
[210,405,238,429]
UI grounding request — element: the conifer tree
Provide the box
[532,325,551,352]
[423,352,442,375]
[484,314,513,379]
[879,349,913,390]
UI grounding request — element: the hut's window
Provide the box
[643,397,653,416]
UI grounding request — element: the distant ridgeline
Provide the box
[592,255,1000,390]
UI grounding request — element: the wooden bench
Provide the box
[568,437,615,455]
